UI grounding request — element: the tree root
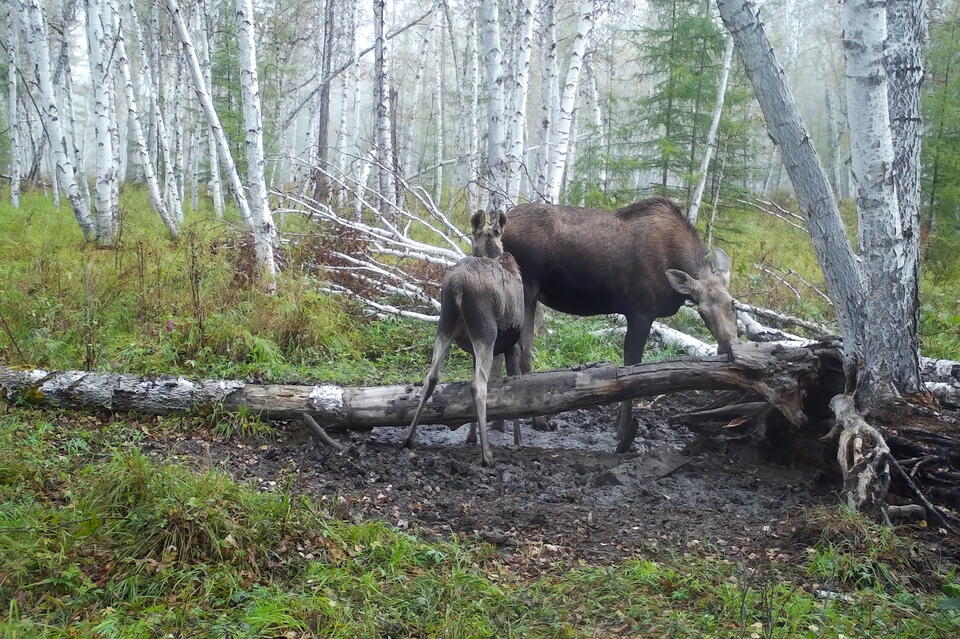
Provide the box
[824,394,959,534]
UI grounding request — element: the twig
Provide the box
[302,413,346,452]
[0,310,26,363]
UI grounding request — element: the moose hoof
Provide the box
[532,416,555,432]
[465,432,478,444]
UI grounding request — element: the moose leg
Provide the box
[402,332,453,449]
[616,314,653,453]
[470,341,496,467]
[520,295,553,432]
[505,344,523,447]
[489,353,507,433]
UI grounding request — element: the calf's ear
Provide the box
[497,210,508,233]
[471,210,485,234]
[665,269,702,300]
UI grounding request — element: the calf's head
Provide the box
[470,210,508,258]
[665,247,739,359]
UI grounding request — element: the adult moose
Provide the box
[503,197,739,452]
[403,210,524,467]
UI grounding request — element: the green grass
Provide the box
[0,407,956,637]
[707,196,960,357]
[0,188,673,385]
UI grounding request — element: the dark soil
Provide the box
[142,391,842,561]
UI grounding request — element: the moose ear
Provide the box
[497,210,508,232]
[470,210,485,233]
[708,247,732,286]
[665,269,702,300]
[709,247,731,274]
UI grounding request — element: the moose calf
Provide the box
[402,210,524,467]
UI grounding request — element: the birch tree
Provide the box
[235,0,278,282]
[5,3,20,207]
[373,0,397,217]
[116,13,178,237]
[506,0,535,202]
[714,0,925,408]
[534,0,559,201]
[198,0,224,217]
[482,0,508,213]
[164,0,276,282]
[24,0,95,240]
[85,0,120,245]
[884,0,926,394]
[688,33,734,224]
[544,0,595,203]
[845,0,924,403]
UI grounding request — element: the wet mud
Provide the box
[144,391,838,559]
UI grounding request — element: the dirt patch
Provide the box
[141,391,844,560]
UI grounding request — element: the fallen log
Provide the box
[0,341,837,430]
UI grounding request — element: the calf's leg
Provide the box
[489,353,507,433]
[402,332,453,449]
[519,295,552,432]
[505,344,523,447]
[470,340,496,467]
[616,314,653,453]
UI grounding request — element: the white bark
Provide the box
[85,0,120,245]
[5,4,20,207]
[534,0,558,201]
[716,0,863,357]
[116,13,179,237]
[467,11,481,212]
[544,0,594,203]
[235,0,278,282]
[164,0,266,268]
[403,29,430,178]
[433,10,444,204]
[128,0,181,224]
[845,0,923,403]
[884,0,926,395]
[688,34,734,225]
[373,0,396,218]
[482,0,507,213]
[197,0,223,218]
[24,0,95,240]
[506,0,535,202]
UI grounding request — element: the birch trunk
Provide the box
[467,11,481,212]
[235,0,278,283]
[716,0,864,356]
[482,0,508,213]
[116,18,179,237]
[5,4,20,207]
[433,10,444,204]
[373,0,396,218]
[403,28,430,178]
[544,0,594,203]
[198,0,223,217]
[688,33,734,225]
[883,0,926,395]
[824,87,842,194]
[506,0,535,203]
[24,0,95,240]
[85,0,120,245]
[314,0,336,200]
[845,0,923,404]
[164,0,265,268]
[54,10,89,208]
[534,0,558,201]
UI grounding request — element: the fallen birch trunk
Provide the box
[0,342,831,430]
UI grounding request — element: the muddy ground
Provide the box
[141,391,854,561]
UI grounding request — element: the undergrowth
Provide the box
[0,408,957,637]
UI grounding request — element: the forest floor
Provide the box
[156,393,837,562]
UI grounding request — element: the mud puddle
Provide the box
[142,391,837,560]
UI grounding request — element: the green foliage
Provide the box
[1,408,957,637]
